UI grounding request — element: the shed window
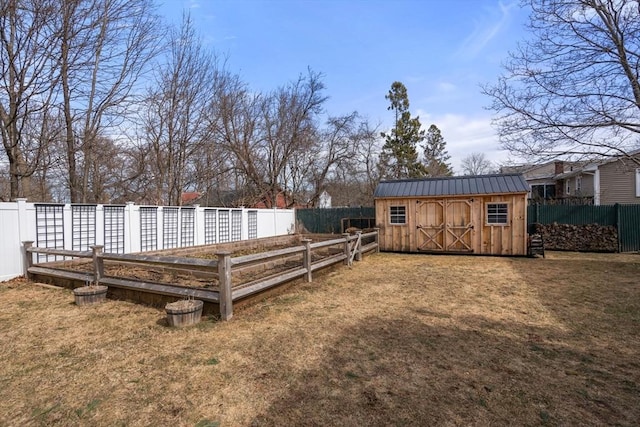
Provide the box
[487,203,508,225]
[636,168,640,197]
[389,206,406,224]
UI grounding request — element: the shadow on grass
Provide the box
[250,307,638,426]
[244,317,579,426]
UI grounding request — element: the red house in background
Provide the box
[252,191,291,209]
[181,192,202,205]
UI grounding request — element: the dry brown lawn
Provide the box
[1,251,639,426]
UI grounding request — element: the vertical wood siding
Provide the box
[375,193,527,256]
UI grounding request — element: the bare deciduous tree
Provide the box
[483,0,640,163]
[2,1,386,206]
[57,0,161,202]
[212,69,327,208]
[207,71,263,206]
[141,13,216,206]
[304,113,377,207]
[260,69,327,207]
[460,152,494,175]
[0,0,60,200]
[324,120,382,207]
[356,120,383,205]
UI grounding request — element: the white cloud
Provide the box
[455,1,518,59]
[437,82,457,93]
[417,111,512,174]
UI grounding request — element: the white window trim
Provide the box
[485,202,509,226]
[389,205,407,225]
[594,169,601,205]
[635,168,640,198]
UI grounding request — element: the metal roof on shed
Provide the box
[373,174,530,198]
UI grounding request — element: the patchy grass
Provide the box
[1,251,639,426]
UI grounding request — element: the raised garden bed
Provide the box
[24,231,379,320]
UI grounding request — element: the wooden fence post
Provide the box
[92,245,104,284]
[302,238,312,282]
[22,241,34,280]
[342,233,351,265]
[374,228,380,253]
[217,251,233,321]
[355,231,362,262]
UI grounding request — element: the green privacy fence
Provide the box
[296,207,376,234]
[298,205,640,252]
[617,205,640,253]
[527,204,640,252]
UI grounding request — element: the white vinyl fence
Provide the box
[0,199,295,282]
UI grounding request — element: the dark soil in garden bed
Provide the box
[50,243,341,291]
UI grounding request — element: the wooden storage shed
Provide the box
[374,174,530,255]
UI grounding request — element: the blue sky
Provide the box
[159,0,529,173]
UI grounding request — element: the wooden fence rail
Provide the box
[23,230,379,321]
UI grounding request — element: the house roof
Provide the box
[181,192,202,205]
[373,174,530,198]
[501,161,587,180]
[503,150,640,182]
[591,149,640,168]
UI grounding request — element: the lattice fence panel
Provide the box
[204,209,217,244]
[231,210,242,241]
[104,206,125,254]
[180,208,195,247]
[219,210,230,243]
[163,208,179,249]
[248,210,257,239]
[72,205,96,251]
[140,207,158,252]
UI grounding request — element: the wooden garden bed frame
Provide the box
[22,231,379,320]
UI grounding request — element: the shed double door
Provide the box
[416,199,474,252]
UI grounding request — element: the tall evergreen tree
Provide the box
[379,82,427,179]
[422,124,452,177]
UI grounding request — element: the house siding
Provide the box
[578,173,595,197]
[599,157,640,205]
[525,162,558,180]
[563,173,595,197]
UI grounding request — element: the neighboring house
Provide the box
[181,191,202,205]
[252,191,291,209]
[501,160,587,203]
[318,190,332,208]
[591,153,640,205]
[255,190,332,209]
[553,164,596,203]
[196,188,297,208]
[502,151,640,205]
[373,174,530,256]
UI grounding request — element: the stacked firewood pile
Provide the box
[532,223,618,252]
